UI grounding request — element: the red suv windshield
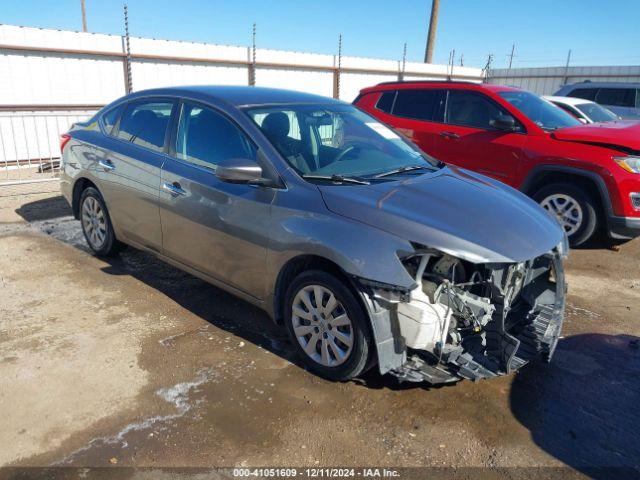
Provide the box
[499,91,581,131]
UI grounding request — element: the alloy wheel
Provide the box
[540,193,584,236]
[291,284,354,367]
[81,196,107,250]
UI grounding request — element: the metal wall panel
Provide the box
[489,65,640,95]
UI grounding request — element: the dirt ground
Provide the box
[0,191,638,479]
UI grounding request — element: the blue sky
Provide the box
[1,0,639,69]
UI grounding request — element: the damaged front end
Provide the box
[358,243,567,384]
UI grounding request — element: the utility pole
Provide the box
[80,0,87,32]
[562,49,572,85]
[482,53,493,83]
[424,0,440,63]
[507,43,515,69]
[459,53,464,66]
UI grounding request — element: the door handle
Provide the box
[162,182,187,197]
[439,131,460,139]
[98,159,115,171]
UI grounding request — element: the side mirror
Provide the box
[490,114,517,132]
[578,118,588,124]
[216,158,267,185]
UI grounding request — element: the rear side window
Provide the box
[117,100,174,152]
[595,88,635,107]
[446,90,510,130]
[568,88,597,101]
[101,105,123,135]
[175,102,256,170]
[393,89,445,121]
[376,91,396,113]
[636,90,640,109]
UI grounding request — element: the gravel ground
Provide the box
[0,192,638,479]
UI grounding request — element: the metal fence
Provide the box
[0,108,96,189]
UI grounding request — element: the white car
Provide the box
[544,95,619,124]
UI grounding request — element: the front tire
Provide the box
[284,270,372,381]
[533,183,599,247]
[79,187,123,256]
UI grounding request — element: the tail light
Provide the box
[60,133,71,154]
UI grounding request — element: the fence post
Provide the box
[248,23,256,86]
[333,34,342,99]
[122,5,133,93]
[398,43,407,82]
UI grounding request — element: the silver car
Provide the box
[60,86,567,384]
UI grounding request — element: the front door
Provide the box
[434,90,525,187]
[159,100,275,299]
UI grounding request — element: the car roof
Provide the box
[359,81,521,95]
[124,85,342,107]
[544,95,593,106]
[562,81,640,89]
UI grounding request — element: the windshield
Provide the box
[245,104,440,181]
[499,91,581,130]
[576,102,619,123]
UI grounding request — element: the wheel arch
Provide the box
[272,254,368,327]
[520,165,612,221]
[71,177,99,219]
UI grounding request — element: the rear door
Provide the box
[372,88,445,157]
[159,100,275,299]
[93,98,175,252]
[595,88,640,119]
[433,89,526,186]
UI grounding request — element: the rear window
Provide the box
[595,88,636,107]
[101,104,123,135]
[392,89,445,121]
[567,88,597,101]
[375,91,396,113]
[117,100,174,152]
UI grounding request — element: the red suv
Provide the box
[355,81,640,246]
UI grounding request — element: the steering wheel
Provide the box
[334,142,365,163]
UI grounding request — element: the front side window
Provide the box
[117,100,173,152]
[246,104,440,180]
[175,102,256,170]
[499,91,580,131]
[595,88,635,107]
[446,90,513,130]
[392,89,445,121]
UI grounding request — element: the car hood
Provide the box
[318,166,564,264]
[551,120,640,152]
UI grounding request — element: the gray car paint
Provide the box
[60,86,564,321]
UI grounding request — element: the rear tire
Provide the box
[284,270,372,381]
[533,183,599,247]
[79,187,124,256]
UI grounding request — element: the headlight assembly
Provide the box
[614,155,640,174]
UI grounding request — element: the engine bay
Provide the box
[364,246,566,384]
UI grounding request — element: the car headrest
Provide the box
[261,112,290,139]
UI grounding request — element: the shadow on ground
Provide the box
[511,333,640,480]
[14,195,71,222]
